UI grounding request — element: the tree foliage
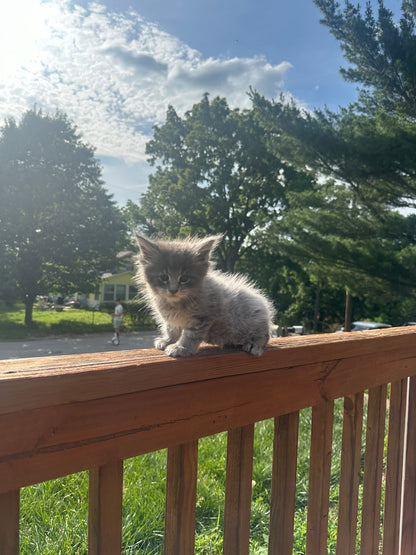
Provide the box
[251,96,416,208]
[250,1,416,209]
[126,2,416,329]
[134,94,313,272]
[0,109,126,324]
[274,181,416,293]
[315,0,416,116]
[247,1,416,326]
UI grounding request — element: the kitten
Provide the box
[135,234,276,357]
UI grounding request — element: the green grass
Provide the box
[19,402,377,554]
[0,304,136,341]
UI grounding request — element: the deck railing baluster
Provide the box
[360,384,387,555]
[0,488,19,554]
[223,424,255,555]
[164,441,198,555]
[306,400,334,555]
[401,375,416,553]
[383,379,408,555]
[336,392,364,555]
[89,460,124,555]
[268,411,299,555]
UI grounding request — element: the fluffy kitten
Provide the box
[135,234,276,357]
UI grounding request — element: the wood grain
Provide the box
[306,400,334,555]
[1,328,416,494]
[1,328,416,553]
[382,379,408,555]
[0,488,19,554]
[88,460,123,555]
[223,424,254,555]
[268,411,299,555]
[164,441,198,555]
[2,327,416,415]
[402,376,416,554]
[360,384,387,555]
[336,392,364,555]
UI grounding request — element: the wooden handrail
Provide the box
[1,326,416,553]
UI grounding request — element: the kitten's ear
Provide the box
[135,233,160,262]
[195,235,223,261]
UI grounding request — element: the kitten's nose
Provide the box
[168,283,179,295]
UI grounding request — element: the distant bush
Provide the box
[100,300,156,330]
[99,302,115,315]
[123,299,156,329]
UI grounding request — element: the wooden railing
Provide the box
[1,327,416,554]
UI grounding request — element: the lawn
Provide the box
[0,304,135,341]
[19,398,380,554]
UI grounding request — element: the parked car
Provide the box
[286,325,305,335]
[338,321,392,332]
[66,300,81,309]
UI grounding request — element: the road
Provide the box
[0,330,159,360]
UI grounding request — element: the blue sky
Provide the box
[0,0,400,206]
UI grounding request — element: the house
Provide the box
[99,270,138,303]
[87,270,138,308]
[87,252,139,307]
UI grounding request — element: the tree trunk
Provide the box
[344,289,352,332]
[24,297,34,326]
[313,281,321,332]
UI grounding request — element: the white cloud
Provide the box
[0,0,292,167]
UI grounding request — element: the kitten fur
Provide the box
[135,234,276,357]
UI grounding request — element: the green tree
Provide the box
[251,95,416,209]
[237,243,345,331]
[276,182,416,294]
[252,1,416,208]
[242,179,416,329]
[0,110,126,324]
[133,94,313,272]
[249,1,416,326]
[315,0,416,117]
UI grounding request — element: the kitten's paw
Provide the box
[154,337,169,350]
[165,343,194,358]
[242,342,265,356]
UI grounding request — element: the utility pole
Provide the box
[344,289,352,332]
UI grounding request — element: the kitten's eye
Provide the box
[179,276,189,284]
[159,273,169,283]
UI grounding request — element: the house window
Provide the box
[115,284,127,300]
[103,284,115,302]
[128,285,138,300]
[103,280,134,302]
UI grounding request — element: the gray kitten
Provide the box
[135,234,276,357]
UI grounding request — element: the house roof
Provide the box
[101,270,134,280]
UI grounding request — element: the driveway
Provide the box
[0,331,159,360]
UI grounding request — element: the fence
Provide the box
[1,327,416,554]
